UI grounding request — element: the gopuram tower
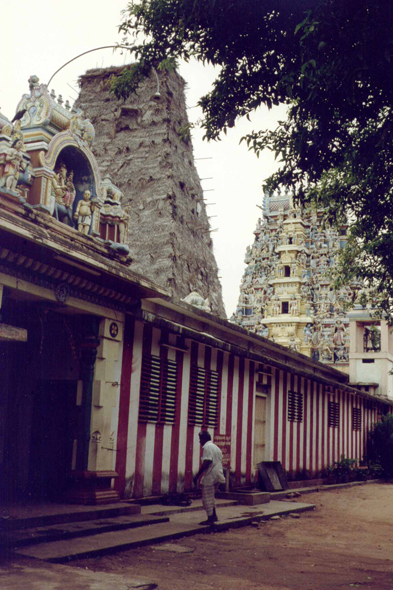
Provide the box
[74,66,225,317]
[233,190,353,370]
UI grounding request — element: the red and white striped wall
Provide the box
[115,317,392,498]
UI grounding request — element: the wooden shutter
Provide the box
[287,391,303,423]
[189,365,219,427]
[352,407,362,431]
[328,401,340,428]
[139,354,178,424]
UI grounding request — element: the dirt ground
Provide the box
[71,483,393,590]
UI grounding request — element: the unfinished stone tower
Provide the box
[75,66,225,317]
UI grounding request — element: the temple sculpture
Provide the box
[232,189,355,369]
[0,75,129,252]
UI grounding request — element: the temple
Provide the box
[1,74,392,508]
[232,188,359,371]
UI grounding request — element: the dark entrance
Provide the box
[0,291,81,503]
[29,380,77,501]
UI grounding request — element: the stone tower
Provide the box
[233,190,353,370]
[75,66,225,317]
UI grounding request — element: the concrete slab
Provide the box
[3,514,169,548]
[0,503,140,530]
[14,521,202,562]
[140,498,238,516]
[14,500,314,563]
[216,491,270,505]
[153,543,195,553]
[0,557,157,590]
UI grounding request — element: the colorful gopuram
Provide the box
[232,189,355,369]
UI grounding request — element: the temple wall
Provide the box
[115,317,392,499]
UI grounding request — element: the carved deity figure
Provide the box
[272,297,280,316]
[259,324,269,338]
[288,335,299,352]
[303,323,313,344]
[11,120,24,145]
[69,109,95,148]
[52,166,67,204]
[64,170,76,208]
[74,190,96,235]
[332,320,346,347]
[290,297,298,316]
[102,173,122,202]
[51,164,76,226]
[0,139,25,193]
[311,323,322,347]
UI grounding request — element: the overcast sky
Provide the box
[1,0,285,317]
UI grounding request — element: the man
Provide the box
[193,431,225,525]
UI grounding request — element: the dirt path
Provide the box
[71,483,393,589]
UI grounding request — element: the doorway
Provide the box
[29,380,77,501]
[254,394,267,466]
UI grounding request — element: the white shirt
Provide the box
[201,440,226,485]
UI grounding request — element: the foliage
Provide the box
[368,414,393,477]
[114,0,393,315]
[332,455,357,478]
[176,123,192,144]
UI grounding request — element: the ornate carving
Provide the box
[0,139,27,194]
[235,193,350,364]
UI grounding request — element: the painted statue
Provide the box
[0,139,26,193]
[303,323,313,344]
[64,171,76,208]
[332,320,346,347]
[69,109,95,148]
[51,164,75,226]
[290,297,298,316]
[74,190,96,235]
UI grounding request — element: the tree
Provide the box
[368,414,393,478]
[113,0,393,316]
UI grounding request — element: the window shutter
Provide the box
[139,354,178,424]
[287,391,303,422]
[328,401,340,428]
[352,407,362,431]
[189,365,219,427]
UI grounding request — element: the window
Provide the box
[188,365,220,427]
[363,325,381,352]
[328,401,340,428]
[288,391,303,423]
[352,407,362,431]
[139,354,178,424]
[284,265,291,277]
[282,301,289,314]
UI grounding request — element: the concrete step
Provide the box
[2,514,169,549]
[14,500,315,563]
[15,521,202,562]
[0,503,141,531]
[140,498,239,517]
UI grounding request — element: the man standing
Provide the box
[193,431,226,525]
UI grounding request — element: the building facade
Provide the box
[0,76,391,505]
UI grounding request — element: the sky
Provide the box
[1,0,286,317]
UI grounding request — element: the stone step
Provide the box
[2,514,169,549]
[14,500,316,563]
[0,503,141,530]
[140,499,239,517]
[15,521,202,563]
